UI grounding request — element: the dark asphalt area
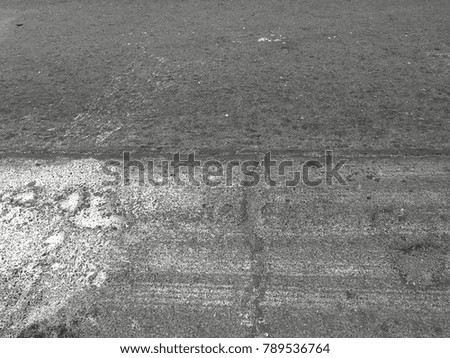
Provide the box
[0,0,449,156]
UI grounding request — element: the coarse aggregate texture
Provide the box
[0,155,448,337]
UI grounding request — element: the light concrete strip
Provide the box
[0,156,449,337]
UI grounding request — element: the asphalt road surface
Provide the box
[0,0,449,156]
[0,0,449,337]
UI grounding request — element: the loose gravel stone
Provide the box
[60,192,82,213]
[13,191,36,205]
[45,232,65,248]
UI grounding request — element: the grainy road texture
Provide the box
[0,0,449,156]
[0,0,449,338]
[0,156,448,337]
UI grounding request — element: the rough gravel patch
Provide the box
[0,156,449,337]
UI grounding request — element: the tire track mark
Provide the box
[239,187,270,337]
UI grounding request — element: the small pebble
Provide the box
[45,232,65,247]
[60,191,82,213]
[13,191,36,205]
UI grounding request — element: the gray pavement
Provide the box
[0,155,448,337]
[0,0,449,338]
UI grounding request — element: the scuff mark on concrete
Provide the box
[239,187,270,337]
